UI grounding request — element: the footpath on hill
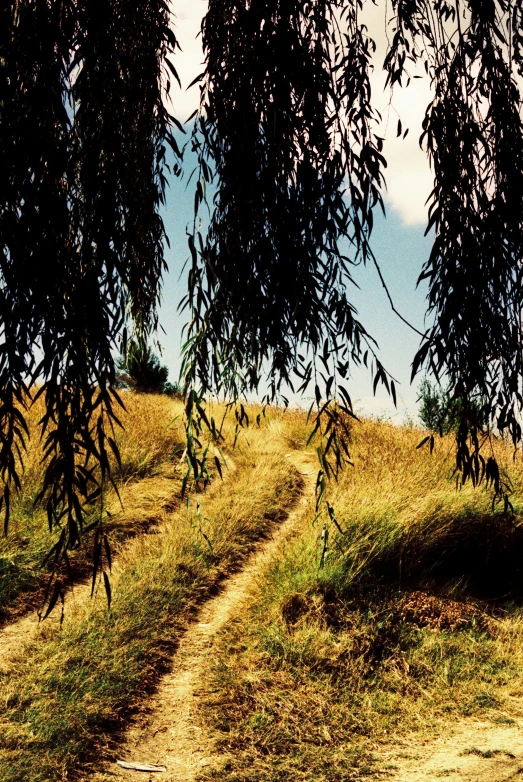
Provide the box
[2,423,523,782]
[87,450,317,782]
[82,448,523,782]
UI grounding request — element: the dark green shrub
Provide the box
[116,340,178,395]
[417,379,485,434]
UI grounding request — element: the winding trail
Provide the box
[4,449,523,782]
[88,451,316,782]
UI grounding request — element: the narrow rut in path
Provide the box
[0,580,91,673]
[88,451,316,782]
[0,473,183,674]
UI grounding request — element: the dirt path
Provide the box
[0,581,89,673]
[88,451,316,782]
[374,697,523,781]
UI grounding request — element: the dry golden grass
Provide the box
[0,402,302,782]
[195,414,523,781]
[0,391,184,623]
[3,403,523,782]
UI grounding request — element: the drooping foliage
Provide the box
[181,0,393,494]
[388,0,523,500]
[183,0,523,506]
[2,0,523,602]
[183,0,387,397]
[0,0,180,608]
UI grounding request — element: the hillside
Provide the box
[0,396,522,781]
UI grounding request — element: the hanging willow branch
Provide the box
[0,0,180,609]
[3,0,523,608]
[181,0,393,486]
[180,0,523,505]
[385,0,523,502]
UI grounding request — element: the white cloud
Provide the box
[362,1,434,226]
[167,0,208,122]
[379,78,434,225]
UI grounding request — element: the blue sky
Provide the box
[158,172,433,421]
[157,1,436,422]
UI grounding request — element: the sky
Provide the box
[157,0,436,422]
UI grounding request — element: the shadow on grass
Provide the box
[369,511,523,603]
[281,510,523,643]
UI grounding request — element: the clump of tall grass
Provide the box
[111,391,183,480]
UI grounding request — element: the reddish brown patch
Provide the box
[395,591,494,633]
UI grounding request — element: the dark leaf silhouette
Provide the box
[3,0,523,608]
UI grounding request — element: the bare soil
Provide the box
[86,451,317,782]
[375,701,523,781]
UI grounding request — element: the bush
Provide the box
[417,378,485,434]
[116,340,178,396]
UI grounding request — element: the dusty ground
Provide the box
[374,696,523,781]
[86,451,317,782]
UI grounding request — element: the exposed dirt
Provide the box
[0,580,86,674]
[374,704,523,781]
[393,590,495,633]
[85,451,317,782]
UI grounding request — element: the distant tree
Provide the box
[418,379,486,435]
[418,380,450,433]
[116,340,171,395]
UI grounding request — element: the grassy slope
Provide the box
[0,392,184,622]
[2,405,523,781]
[0,404,301,782]
[196,416,523,781]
